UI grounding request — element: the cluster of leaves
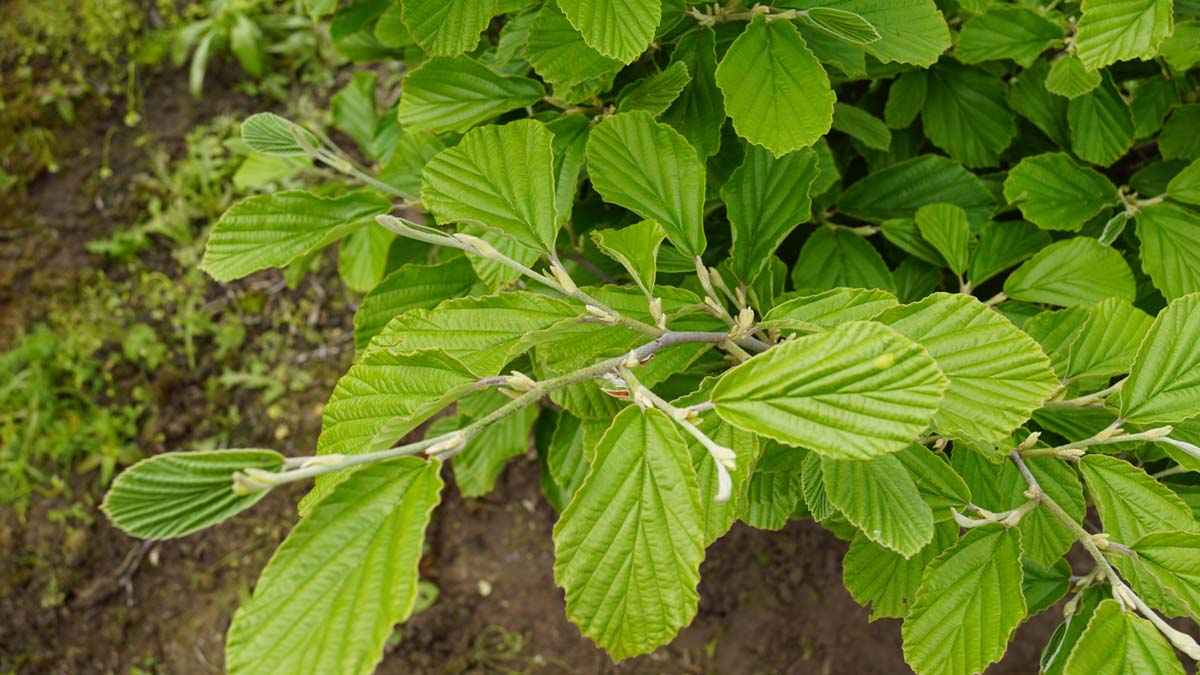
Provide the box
[103,1,1200,674]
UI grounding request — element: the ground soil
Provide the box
[0,64,1074,675]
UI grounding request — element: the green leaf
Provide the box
[241,113,319,156]
[555,0,660,63]
[823,454,935,557]
[337,223,393,292]
[617,61,691,116]
[422,119,559,253]
[1062,600,1185,675]
[1136,203,1200,301]
[882,217,946,266]
[402,0,494,56]
[831,103,891,151]
[677,389,761,544]
[837,154,997,227]
[722,145,820,281]
[901,525,1027,675]
[843,521,958,620]
[1075,0,1173,71]
[711,320,948,460]
[548,114,590,226]
[546,413,598,504]
[914,202,972,275]
[1160,105,1200,160]
[885,70,927,130]
[1015,456,1087,567]
[461,223,541,290]
[1045,55,1102,99]
[331,71,379,156]
[803,7,880,44]
[1003,153,1118,232]
[201,191,391,282]
[353,258,476,352]
[1128,531,1200,621]
[396,56,544,133]
[586,111,707,256]
[1067,298,1154,380]
[876,293,1057,442]
[1042,586,1105,675]
[377,132,446,199]
[1022,558,1072,616]
[956,7,1065,67]
[1120,293,1200,424]
[1068,75,1136,167]
[922,60,1017,168]
[590,220,665,297]
[1078,454,1197,543]
[552,406,704,661]
[894,444,971,521]
[102,449,283,540]
[372,291,578,377]
[968,220,1052,287]
[761,287,898,332]
[1009,58,1072,150]
[226,458,442,675]
[783,0,951,67]
[524,3,622,86]
[792,227,895,293]
[1004,237,1136,307]
[450,390,539,498]
[661,27,725,159]
[1166,158,1200,205]
[715,14,835,157]
[740,470,802,530]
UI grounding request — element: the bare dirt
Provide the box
[0,66,1072,675]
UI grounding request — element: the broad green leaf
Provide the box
[1131,77,1180,139]
[402,0,494,56]
[586,111,706,256]
[881,217,945,266]
[1009,58,1072,150]
[722,145,820,281]
[676,388,761,544]
[1120,293,1200,423]
[1067,298,1154,380]
[1079,454,1197,543]
[894,444,971,521]
[799,451,836,521]
[102,449,283,540]
[461,223,541,291]
[1003,153,1118,231]
[843,521,958,620]
[201,191,391,282]
[901,525,1027,675]
[353,258,476,352]
[546,413,598,503]
[396,56,544,133]
[1042,586,1105,675]
[226,458,442,675]
[792,227,895,293]
[302,350,477,514]
[331,71,379,156]
[1075,0,1174,71]
[803,7,880,43]
[1159,20,1200,70]
[241,113,318,156]
[1004,237,1136,306]
[1129,531,1200,621]
[823,454,935,557]
[617,61,691,115]
[783,0,951,67]
[740,471,801,530]
[1061,600,1186,675]
[450,391,539,498]
[914,203,971,275]
[922,60,1016,168]
[795,19,868,78]
[1013,456,1087,567]
[831,103,891,151]
[422,119,559,253]
[377,132,446,198]
[711,320,948,460]
[372,291,578,377]
[1160,105,1200,160]
[524,3,622,86]
[555,0,660,63]
[1045,55,1102,99]
[590,220,665,297]
[1024,306,1093,377]
[876,293,1058,443]
[837,154,997,227]
[1068,75,1135,167]
[338,224,392,295]
[1136,203,1200,301]
[1022,558,1072,616]
[548,114,590,225]
[661,27,725,158]
[885,70,927,130]
[1166,158,1200,205]
[715,14,835,157]
[761,287,898,332]
[552,407,704,661]
[968,220,1052,287]
[956,7,1065,67]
